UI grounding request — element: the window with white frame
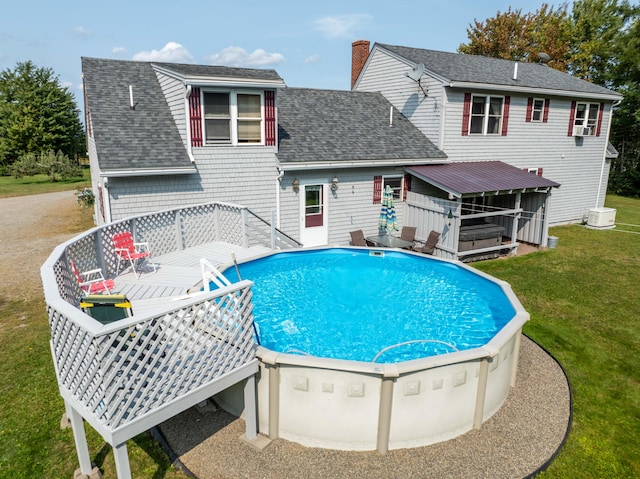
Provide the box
[203,91,263,144]
[531,98,545,122]
[383,176,403,200]
[469,95,504,134]
[573,102,600,136]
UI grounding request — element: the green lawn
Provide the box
[0,183,638,478]
[0,170,90,197]
[474,194,640,478]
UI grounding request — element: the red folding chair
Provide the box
[70,260,115,294]
[113,231,156,278]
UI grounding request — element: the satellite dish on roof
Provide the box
[404,63,428,97]
[405,63,425,82]
[537,52,551,63]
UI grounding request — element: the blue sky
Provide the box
[1,0,559,104]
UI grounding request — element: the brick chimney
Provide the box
[351,40,370,89]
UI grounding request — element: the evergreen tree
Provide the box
[0,61,85,171]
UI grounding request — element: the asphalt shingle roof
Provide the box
[407,161,560,196]
[277,88,447,164]
[153,62,283,82]
[82,57,192,172]
[377,43,622,99]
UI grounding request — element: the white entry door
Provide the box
[299,183,329,246]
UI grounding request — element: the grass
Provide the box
[0,176,638,478]
[0,170,91,197]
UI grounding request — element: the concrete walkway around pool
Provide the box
[157,335,571,479]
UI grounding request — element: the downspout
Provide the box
[184,85,196,164]
[275,169,284,228]
[595,100,620,207]
[102,177,112,224]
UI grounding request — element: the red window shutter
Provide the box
[537,167,543,177]
[462,93,471,136]
[501,96,510,136]
[264,90,276,146]
[568,101,577,136]
[189,87,203,147]
[403,174,411,201]
[526,97,533,122]
[373,176,383,204]
[543,99,550,123]
[596,102,605,136]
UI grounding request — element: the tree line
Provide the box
[459,0,640,196]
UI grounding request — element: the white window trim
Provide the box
[469,94,505,135]
[202,89,264,146]
[531,98,545,123]
[573,101,599,136]
[383,175,404,201]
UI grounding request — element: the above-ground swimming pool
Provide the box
[214,247,529,452]
[219,248,516,363]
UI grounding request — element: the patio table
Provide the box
[366,234,414,249]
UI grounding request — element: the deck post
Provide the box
[473,357,490,429]
[113,442,132,479]
[244,375,257,440]
[67,402,93,475]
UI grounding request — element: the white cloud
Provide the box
[207,46,285,67]
[132,42,194,63]
[74,26,93,37]
[112,46,127,55]
[304,54,321,64]
[313,14,372,39]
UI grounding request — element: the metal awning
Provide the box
[406,161,560,198]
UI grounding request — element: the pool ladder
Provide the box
[372,339,458,363]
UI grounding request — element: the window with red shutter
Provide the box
[462,93,471,135]
[543,99,550,122]
[501,96,510,136]
[189,87,203,147]
[264,90,276,146]
[373,176,383,204]
[568,101,577,136]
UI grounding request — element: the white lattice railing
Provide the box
[42,200,299,438]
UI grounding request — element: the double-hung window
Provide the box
[573,102,600,136]
[383,176,403,200]
[203,91,263,145]
[531,98,545,122]
[469,95,504,135]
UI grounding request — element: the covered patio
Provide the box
[404,161,560,261]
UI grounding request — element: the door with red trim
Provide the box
[300,183,328,246]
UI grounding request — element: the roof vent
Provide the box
[513,62,519,80]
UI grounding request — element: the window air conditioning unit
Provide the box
[587,207,616,228]
[573,126,591,137]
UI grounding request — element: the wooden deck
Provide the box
[112,241,273,314]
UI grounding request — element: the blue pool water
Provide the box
[220,248,515,363]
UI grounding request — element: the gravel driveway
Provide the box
[0,190,84,292]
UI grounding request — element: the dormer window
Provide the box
[203,91,263,145]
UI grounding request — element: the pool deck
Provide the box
[156,334,571,479]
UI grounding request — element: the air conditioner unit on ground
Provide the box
[587,207,616,228]
[573,126,591,137]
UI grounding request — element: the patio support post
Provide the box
[244,374,257,440]
[512,193,522,255]
[268,364,280,439]
[67,403,93,475]
[113,442,132,479]
[473,357,490,429]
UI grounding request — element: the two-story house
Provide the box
[82,57,448,248]
[351,41,623,229]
